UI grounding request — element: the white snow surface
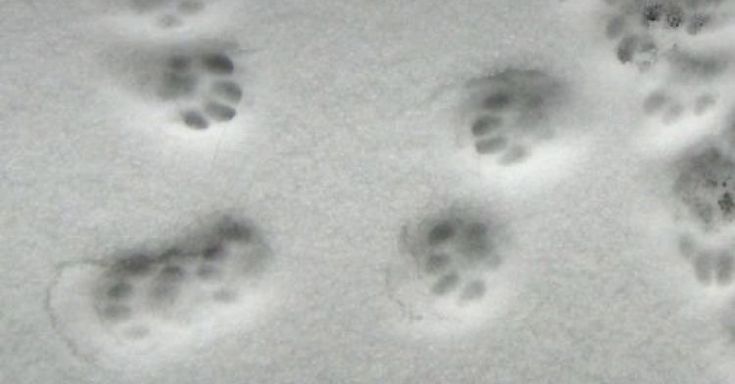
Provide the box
[3,0,735,383]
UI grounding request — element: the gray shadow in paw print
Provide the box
[211,81,243,103]
[424,252,452,274]
[89,214,271,326]
[463,68,563,166]
[616,34,657,67]
[475,137,509,155]
[202,54,235,75]
[204,101,237,122]
[606,15,627,39]
[182,110,209,129]
[431,272,460,296]
[674,147,735,231]
[692,251,733,286]
[106,281,134,300]
[640,2,685,29]
[99,304,133,322]
[687,13,711,35]
[459,280,487,301]
[427,220,456,246]
[111,253,155,277]
[669,51,728,80]
[158,56,198,100]
[196,263,222,280]
[392,201,514,312]
[145,46,246,131]
[400,203,507,304]
[694,94,716,115]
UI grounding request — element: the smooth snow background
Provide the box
[0,0,732,382]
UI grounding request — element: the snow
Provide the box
[2,0,735,383]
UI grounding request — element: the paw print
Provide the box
[46,216,273,364]
[678,235,735,289]
[156,50,244,130]
[642,89,716,124]
[643,90,684,124]
[694,93,717,115]
[643,90,717,125]
[692,251,734,286]
[640,2,686,29]
[94,217,269,334]
[604,0,727,70]
[382,204,516,333]
[615,33,659,70]
[679,0,730,36]
[603,3,671,70]
[668,50,728,80]
[462,69,563,166]
[674,147,735,232]
[637,49,724,126]
[130,0,206,29]
[409,215,502,307]
[671,146,735,289]
[686,12,712,35]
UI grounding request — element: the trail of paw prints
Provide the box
[459,69,566,167]
[671,144,735,299]
[665,116,735,372]
[46,216,275,369]
[604,0,733,71]
[600,3,733,141]
[129,0,208,30]
[599,0,735,132]
[156,49,246,130]
[384,206,515,336]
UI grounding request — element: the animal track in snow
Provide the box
[673,146,735,232]
[103,41,250,133]
[418,218,500,302]
[46,216,274,368]
[672,145,735,294]
[643,88,717,124]
[634,48,728,132]
[679,235,735,288]
[604,0,733,71]
[384,203,515,335]
[601,2,732,140]
[690,250,733,286]
[459,69,566,166]
[157,50,245,130]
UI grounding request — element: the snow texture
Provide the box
[4,0,735,383]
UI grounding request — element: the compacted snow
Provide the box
[4,0,735,383]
